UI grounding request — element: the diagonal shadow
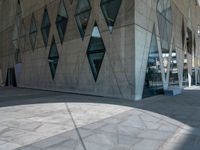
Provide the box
[1,87,200,149]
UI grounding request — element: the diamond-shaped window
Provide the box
[87,22,106,81]
[169,40,179,86]
[41,8,51,47]
[100,0,122,33]
[13,0,22,50]
[157,0,172,78]
[48,36,59,80]
[56,0,68,44]
[75,0,91,39]
[19,20,26,50]
[29,14,37,50]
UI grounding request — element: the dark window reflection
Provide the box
[183,52,188,87]
[41,8,51,47]
[187,28,192,54]
[197,70,200,85]
[191,69,195,86]
[169,42,179,86]
[143,26,163,98]
[100,0,122,33]
[87,23,106,81]
[56,0,68,44]
[75,0,91,39]
[29,14,37,50]
[48,36,59,80]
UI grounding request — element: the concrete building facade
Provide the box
[0,0,200,100]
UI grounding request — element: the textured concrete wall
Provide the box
[0,0,135,100]
[1,0,200,101]
[134,0,200,100]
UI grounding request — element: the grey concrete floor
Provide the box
[0,87,200,150]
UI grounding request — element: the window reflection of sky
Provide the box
[92,26,101,38]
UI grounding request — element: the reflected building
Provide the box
[169,40,179,87]
[143,25,163,98]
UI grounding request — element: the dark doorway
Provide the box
[191,69,195,86]
[5,68,17,87]
[197,70,200,85]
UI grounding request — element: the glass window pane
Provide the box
[101,0,122,33]
[157,0,172,79]
[87,23,106,81]
[169,41,179,87]
[56,0,68,43]
[41,8,51,47]
[29,14,37,50]
[75,0,91,39]
[143,25,163,98]
[48,36,59,80]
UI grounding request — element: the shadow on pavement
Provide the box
[1,87,200,149]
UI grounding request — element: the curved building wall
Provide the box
[0,0,135,100]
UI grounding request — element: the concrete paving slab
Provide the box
[0,87,200,149]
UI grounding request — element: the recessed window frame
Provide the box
[48,36,59,80]
[100,0,122,33]
[75,0,92,40]
[143,25,163,98]
[29,13,37,50]
[56,0,68,44]
[41,8,51,47]
[87,22,106,81]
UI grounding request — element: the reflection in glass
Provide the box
[183,52,188,87]
[56,0,68,44]
[41,8,51,47]
[197,70,200,85]
[162,52,169,77]
[143,26,163,98]
[191,69,195,86]
[157,0,172,78]
[187,27,192,54]
[19,20,26,51]
[100,0,122,33]
[87,23,106,81]
[29,14,37,50]
[75,0,91,39]
[169,41,179,86]
[48,36,59,80]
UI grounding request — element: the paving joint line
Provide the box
[65,103,87,150]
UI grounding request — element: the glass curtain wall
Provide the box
[143,26,163,98]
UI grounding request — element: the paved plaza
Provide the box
[0,87,200,150]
